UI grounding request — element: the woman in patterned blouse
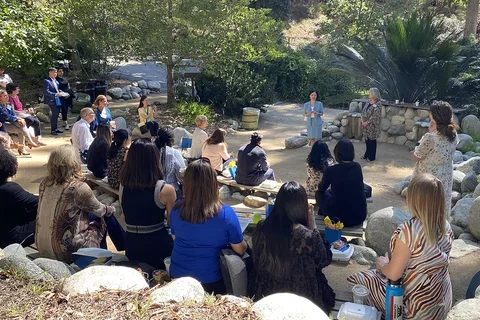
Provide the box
[361,88,382,161]
[107,129,130,189]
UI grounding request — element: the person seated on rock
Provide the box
[36,145,115,264]
[93,95,126,131]
[137,96,159,138]
[315,139,366,227]
[201,128,234,174]
[7,83,46,146]
[248,181,335,314]
[0,131,23,155]
[190,115,208,158]
[0,147,38,248]
[119,138,177,270]
[155,127,186,198]
[169,159,247,294]
[76,102,97,137]
[305,141,334,195]
[348,173,453,319]
[72,107,96,162]
[107,129,130,190]
[87,123,112,179]
[235,132,275,186]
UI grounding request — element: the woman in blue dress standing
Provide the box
[304,90,324,146]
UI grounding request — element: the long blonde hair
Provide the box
[406,173,446,246]
[45,145,83,186]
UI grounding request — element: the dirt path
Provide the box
[12,99,478,302]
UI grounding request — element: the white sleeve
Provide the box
[81,126,94,151]
[173,149,186,168]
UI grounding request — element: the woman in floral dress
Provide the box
[411,101,458,213]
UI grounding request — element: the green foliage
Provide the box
[336,11,460,102]
[252,0,321,21]
[173,102,216,124]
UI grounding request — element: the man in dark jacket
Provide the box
[235,133,275,186]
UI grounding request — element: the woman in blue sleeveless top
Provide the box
[304,90,324,146]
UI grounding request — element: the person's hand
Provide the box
[0,122,2,128]
[229,152,235,158]
[376,252,389,271]
[28,108,34,114]
[17,118,26,127]
[307,204,316,230]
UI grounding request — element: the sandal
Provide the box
[18,149,30,156]
[36,141,47,147]
[27,142,39,149]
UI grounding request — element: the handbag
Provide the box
[55,96,62,107]
[139,124,149,134]
[324,217,342,244]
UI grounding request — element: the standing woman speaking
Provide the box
[361,88,382,161]
[304,90,324,146]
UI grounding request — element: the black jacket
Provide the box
[235,143,269,186]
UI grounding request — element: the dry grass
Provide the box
[283,12,326,48]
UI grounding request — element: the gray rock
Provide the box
[391,115,405,125]
[131,92,140,99]
[173,127,192,146]
[349,102,360,113]
[461,114,480,137]
[151,277,205,305]
[398,108,406,116]
[253,293,330,320]
[387,124,406,136]
[464,155,472,161]
[404,108,416,119]
[456,157,480,174]
[137,80,148,88]
[386,106,400,118]
[386,136,395,144]
[33,258,75,280]
[328,125,339,133]
[466,151,476,157]
[333,120,341,127]
[417,110,430,118]
[220,295,251,309]
[381,118,391,131]
[405,119,415,131]
[300,129,307,136]
[401,187,408,198]
[231,192,245,201]
[451,198,475,229]
[405,129,417,141]
[244,195,267,208]
[106,95,113,101]
[395,136,407,145]
[450,239,480,258]
[285,136,308,149]
[121,93,132,100]
[36,112,50,123]
[459,233,477,242]
[452,191,462,204]
[341,119,349,126]
[474,183,480,198]
[349,238,366,246]
[62,266,149,295]
[461,171,479,193]
[107,87,123,99]
[122,85,131,93]
[0,248,5,260]
[468,197,480,240]
[405,141,417,151]
[450,224,465,239]
[457,134,474,153]
[2,243,27,257]
[331,132,344,140]
[453,171,466,192]
[132,86,142,94]
[147,81,162,90]
[379,131,389,143]
[340,126,348,135]
[394,181,409,195]
[322,129,330,137]
[454,151,465,164]
[0,255,54,282]
[365,207,411,255]
[405,175,412,182]
[351,245,378,265]
[446,298,480,320]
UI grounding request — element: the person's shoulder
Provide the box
[220,204,236,219]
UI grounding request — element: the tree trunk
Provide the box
[464,0,479,38]
[166,62,175,108]
[166,0,175,108]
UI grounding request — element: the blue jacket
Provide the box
[96,107,112,125]
[43,78,59,106]
[0,103,18,123]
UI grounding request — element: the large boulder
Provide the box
[147,81,162,90]
[394,136,407,145]
[461,171,479,193]
[137,80,148,88]
[454,151,465,164]
[457,134,474,153]
[380,118,391,131]
[468,197,480,240]
[461,114,480,137]
[252,293,330,320]
[350,245,378,265]
[391,115,405,125]
[394,181,409,195]
[244,195,267,208]
[446,298,480,320]
[327,125,339,133]
[404,108,416,119]
[107,87,123,99]
[285,136,308,149]
[61,266,149,295]
[365,207,411,255]
[455,157,480,174]
[0,254,54,282]
[387,124,406,136]
[474,183,480,198]
[450,239,480,259]
[331,132,344,140]
[405,119,415,131]
[33,258,75,280]
[417,110,430,118]
[173,127,192,146]
[452,191,462,204]
[150,277,205,305]
[2,243,27,257]
[450,224,465,239]
[451,198,475,229]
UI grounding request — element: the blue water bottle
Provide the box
[385,278,403,320]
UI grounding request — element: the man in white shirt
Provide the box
[72,107,95,153]
[190,115,208,158]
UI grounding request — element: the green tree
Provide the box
[131,0,281,108]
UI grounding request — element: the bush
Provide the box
[173,102,216,125]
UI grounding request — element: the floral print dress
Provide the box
[361,101,382,140]
[413,131,459,212]
[107,147,127,189]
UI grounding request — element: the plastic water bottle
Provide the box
[385,278,404,320]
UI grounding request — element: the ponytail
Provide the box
[431,101,457,142]
[108,129,129,159]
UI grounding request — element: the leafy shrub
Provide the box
[173,102,216,125]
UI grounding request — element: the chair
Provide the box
[219,249,249,296]
[180,137,192,150]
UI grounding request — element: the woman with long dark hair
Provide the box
[169,159,246,294]
[155,127,185,198]
[306,141,334,195]
[120,138,177,269]
[87,123,112,179]
[249,181,335,314]
[411,100,458,213]
[137,96,159,138]
[107,129,130,189]
[201,128,233,174]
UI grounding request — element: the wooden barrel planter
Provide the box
[242,107,260,130]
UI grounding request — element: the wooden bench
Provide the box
[233,205,366,238]
[332,290,354,319]
[85,173,120,196]
[218,176,373,203]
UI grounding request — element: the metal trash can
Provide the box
[93,79,108,98]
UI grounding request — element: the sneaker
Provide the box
[51,131,59,136]
[55,129,63,134]
[64,124,70,130]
